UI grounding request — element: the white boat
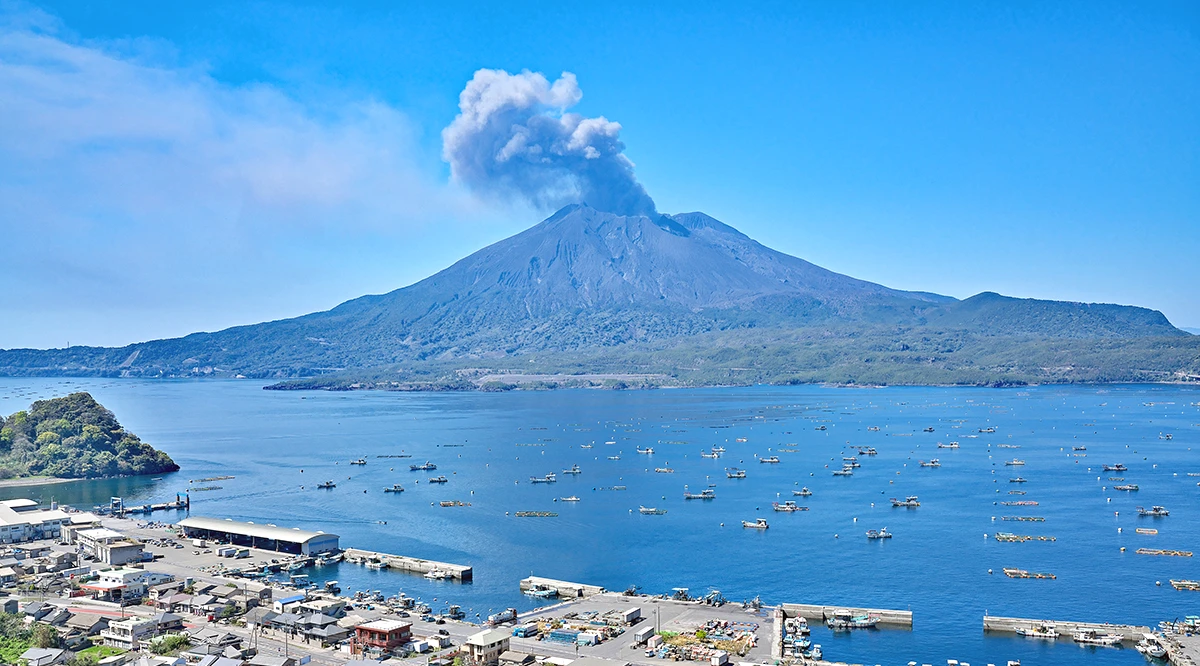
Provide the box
[741,518,769,529]
[794,487,813,497]
[562,464,582,474]
[919,459,941,468]
[1135,633,1167,658]
[1072,629,1122,646]
[636,447,654,454]
[559,496,580,502]
[1005,459,1026,466]
[832,469,853,476]
[639,506,667,515]
[1015,623,1059,639]
[424,568,451,580]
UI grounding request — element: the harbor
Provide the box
[781,602,913,628]
[342,547,473,581]
[520,576,607,598]
[983,615,1151,641]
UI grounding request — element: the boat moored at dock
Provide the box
[827,610,881,630]
[1015,623,1059,639]
[1072,629,1122,646]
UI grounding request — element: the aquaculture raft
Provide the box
[1003,567,1056,579]
[515,511,558,517]
[1136,548,1192,557]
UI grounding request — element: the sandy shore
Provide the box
[0,476,81,489]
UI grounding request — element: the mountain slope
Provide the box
[0,204,1190,382]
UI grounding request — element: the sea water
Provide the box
[1,377,1197,665]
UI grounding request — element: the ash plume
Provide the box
[442,69,657,217]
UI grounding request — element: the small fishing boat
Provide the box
[857,446,878,455]
[890,495,920,508]
[636,447,655,454]
[524,583,558,598]
[1137,505,1169,517]
[410,461,437,471]
[562,464,582,475]
[684,488,716,500]
[365,560,386,570]
[772,501,808,512]
[1072,629,1122,646]
[316,481,336,489]
[1103,463,1128,472]
[827,610,880,630]
[923,427,935,433]
[1005,459,1026,466]
[1016,623,1059,640]
[529,473,557,484]
[349,458,367,465]
[700,451,721,459]
[865,527,892,539]
[579,444,593,449]
[424,569,451,580]
[428,475,448,484]
[712,446,727,453]
[383,484,405,493]
[726,468,747,479]
[1135,634,1168,658]
[1114,484,1139,491]
[794,487,813,497]
[979,427,996,433]
[742,518,769,529]
[607,455,621,460]
[919,459,941,468]
[559,496,580,502]
[1072,445,1087,451]
[760,456,780,464]
[639,506,667,515]
[832,468,854,476]
[867,426,881,432]
[654,467,675,473]
[1009,477,1028,483]
[815,425,827,431]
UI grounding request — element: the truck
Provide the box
[621,607,642,624]
[632,625,655,646]
[513,624,539,638]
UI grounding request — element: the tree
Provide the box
[150,634,191,655]
[31,623,60,648]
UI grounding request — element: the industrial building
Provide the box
[0,499,74,543]
[176,517,339,555]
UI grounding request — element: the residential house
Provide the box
[464,629,511,666]
[353,619,411,652]
[19,647,69,666]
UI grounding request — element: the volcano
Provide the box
[0,204,1190,385]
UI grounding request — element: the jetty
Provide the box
[781,602,912,628]
[519,575,605,599]
[343,547,472,581]
[983,615,1150,641]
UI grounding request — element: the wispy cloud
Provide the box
[0,8,505,348]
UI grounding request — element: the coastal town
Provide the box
[0,496,1194,666]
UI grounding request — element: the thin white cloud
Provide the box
[0,15,477,237]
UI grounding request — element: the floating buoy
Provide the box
[988,569,993,574]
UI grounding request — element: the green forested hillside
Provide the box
[0,392,179,479]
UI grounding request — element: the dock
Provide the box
[781,602,912,628]
[343,548,473,581]
[520,576,606,598]
[983,615,1150,640]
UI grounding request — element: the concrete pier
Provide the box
[782,602,912,628]
[520,575,605,598]
[343,547,473,581]
[983,615,1150,640]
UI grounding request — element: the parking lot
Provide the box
[512,594,775,665]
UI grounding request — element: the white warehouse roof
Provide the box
[177,517,338,545]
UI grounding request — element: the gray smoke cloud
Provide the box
[442,69,657,217]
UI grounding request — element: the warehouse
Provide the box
[176,517,339,555]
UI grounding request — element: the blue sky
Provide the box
[1,1,1197,348]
